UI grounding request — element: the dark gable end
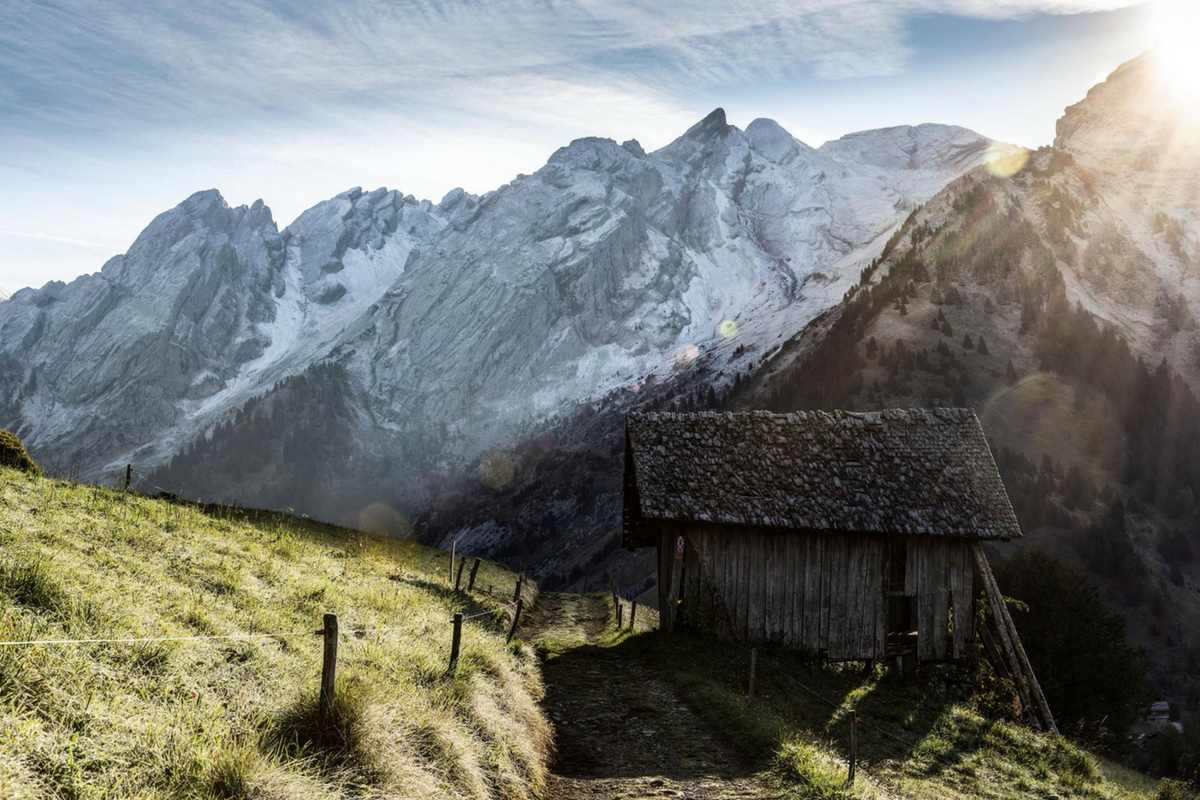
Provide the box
[624,409,1021,540]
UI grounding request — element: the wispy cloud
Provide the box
[0,0,1136,140]
[0,231,119,250]
[0,0,1143,293]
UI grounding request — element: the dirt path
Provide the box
[525,593,776,800]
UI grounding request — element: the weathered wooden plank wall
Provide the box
[683,527,887,660]
[906,537,974,661]
[669,527,975,663]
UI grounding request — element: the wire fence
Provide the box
[0,599,522,650]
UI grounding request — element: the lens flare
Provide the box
[1148,0,1200,101]
[478,452,515,489]
[719,320,738,339]
[357,502,412,538]
[985,142,1029,178]
[675,344,700,368]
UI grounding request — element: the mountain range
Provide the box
[0,111,1005,517]
[2,52,1198,700]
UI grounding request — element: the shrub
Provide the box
[1157,779,1200,800]
[993,550,1148,749]
[0,429,40,475]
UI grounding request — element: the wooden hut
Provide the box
[622,409,1021,664]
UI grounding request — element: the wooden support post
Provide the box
[514,574,524,604]
[978,546,1059,735]
[124,464,132,491]
[319,613,338,728]
[616,599,624,629]
[449,612,463,673]
[449,540,456,587]
[972,543,1043,732]
[455,556,466,592]
[467,558,481,591]
[748,647,757,704]
[848,709,858,785]
[629,601,637,630]
[507,598,524,644]
[979,624,1013,681]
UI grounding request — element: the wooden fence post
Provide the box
[848,709,858,785]
[467,558,481,591]
[616,599,624,629]
[124,464,132,491]
[449,612,463,672]
[513,575,524,604]
[319,613,339,728]
[748,647,757,704]
[449,540,456,587]
[629,601,637,630]
[455,557,466,592]
[507,598,524,644]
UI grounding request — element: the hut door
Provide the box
[886,538,915,636]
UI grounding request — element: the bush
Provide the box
[1157,778,1200,800]
[0,429,39,475]
[993,550,1148,749]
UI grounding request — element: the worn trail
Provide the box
[525,593,776,800]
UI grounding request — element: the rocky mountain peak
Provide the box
[745,117,807,163]
[684,108,730,141]
[1054,52,1200,175]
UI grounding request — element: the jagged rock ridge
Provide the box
[0,111,1003,520]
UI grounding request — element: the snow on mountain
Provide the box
[0,288,8,302]
[0,186,447,474]
[0,110,1001,518]
[310,110,1006,486]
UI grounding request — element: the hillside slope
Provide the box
[0,466,548,799]
[525,593,1164,800]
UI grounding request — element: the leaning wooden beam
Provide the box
[972,543,1040,731]
[978,623,1013,682]
[973,543,1059,735]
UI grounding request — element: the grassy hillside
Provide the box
[616,630,1170,800]
[0,466,549,799]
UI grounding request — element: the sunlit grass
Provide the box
[0,466,549,799]
[616,632,1165,800]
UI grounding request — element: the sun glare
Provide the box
[1148,0,1200,99]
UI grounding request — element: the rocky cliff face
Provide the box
[0,110,1001,517]
[0,186,449,477]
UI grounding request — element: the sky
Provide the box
[0,0,1162,297]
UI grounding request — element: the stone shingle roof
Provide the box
[625,409,1021,539]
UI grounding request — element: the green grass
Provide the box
[616,631,1167,800]
[0,466,549,799]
